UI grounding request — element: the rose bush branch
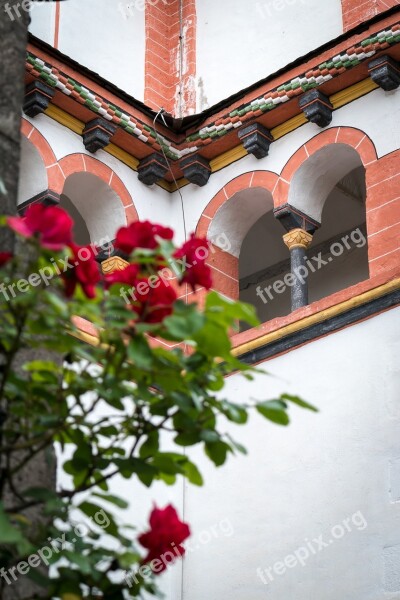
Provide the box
[0,206,316,599]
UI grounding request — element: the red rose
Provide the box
[62,244,101,299]
[173,234,212,292]
[115,221,173,255]
[131,278,177,324]
[138,504,191,572]
[104,263,139,288]
[179,262,212,292]
[105,264,176,323]
[0,252,12,267]
[7,204,73,251]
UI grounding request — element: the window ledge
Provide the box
[232,267,400,363]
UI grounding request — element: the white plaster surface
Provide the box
[17,137,48,205]
[63,173,127,244]
[29,1,56,45]
[29,0,146,101]
[196,0,343,110]
[383,545,400,593]
[181,307,400,599]
[390,459,400,503]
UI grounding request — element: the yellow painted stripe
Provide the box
[45,104,84,134]
[330,78,378,109]
[106,144,139,170]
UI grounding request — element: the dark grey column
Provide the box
[283,228,313,311]
[273,204,319,313]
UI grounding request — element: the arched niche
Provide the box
[60,172,127,247]
[17,137,48,206]
[288,143,363,222]
[208,187,274,258]
[307,163,369,303]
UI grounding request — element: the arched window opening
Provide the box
[238,145,369,331]
[61,172,127,248]
[59,194,91,246]
[240,210,291,328]
[307,165,368,303]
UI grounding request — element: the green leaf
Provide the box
[164,301,205,339]
[64,551,92,575]
[139,431,159,459]
[0,504,26,544]
[78,502,119,537]
[193,321,231,358]
[92,493,129,509]
[281,394,318,412]
[220,400,248,424]
[256,400,290,426]
[226,434,248,455]
[182,461,203,486]
[23,360,60,373]
[174,431,200,447]
[127,335,153,370]
[200,429,220,443]
[205,441,230,466]
[205,291,259,328]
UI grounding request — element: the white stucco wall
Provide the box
[29,1,56,45]
[182,306,400,599]
[29,0,146,101]
[17,137,48,205]
[195,0,343,110]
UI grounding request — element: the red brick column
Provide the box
[144,0,197,116]
[366,150,400,276]
[341,0,400,32]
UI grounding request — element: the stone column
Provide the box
[283,228,313,310]
[273,203,320,312]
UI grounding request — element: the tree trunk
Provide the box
[0,4,57,599]
[0,0,30,240]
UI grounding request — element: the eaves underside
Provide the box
[25,9,400,191]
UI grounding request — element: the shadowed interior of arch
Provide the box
[59,172,127,247]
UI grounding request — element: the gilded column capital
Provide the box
[101,256,130,275]
[283,228,313,251]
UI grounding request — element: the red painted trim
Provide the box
[54,0,61,49]
[57,154,138,222]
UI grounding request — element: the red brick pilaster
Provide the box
[366,150,400,275]
[144,0,197,116]
[341,0,400,33]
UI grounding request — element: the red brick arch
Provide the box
[21,118,57,190]
[196,170,279,239]
[277,126,378,207]
[20,122,138,225]
[57,154,138,224]
[195,170,279,302]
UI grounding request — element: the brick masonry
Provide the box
[144,0,196,116]
[366,149,400,276]
[342,0,400,32]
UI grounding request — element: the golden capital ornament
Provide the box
[283,228,313,251]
